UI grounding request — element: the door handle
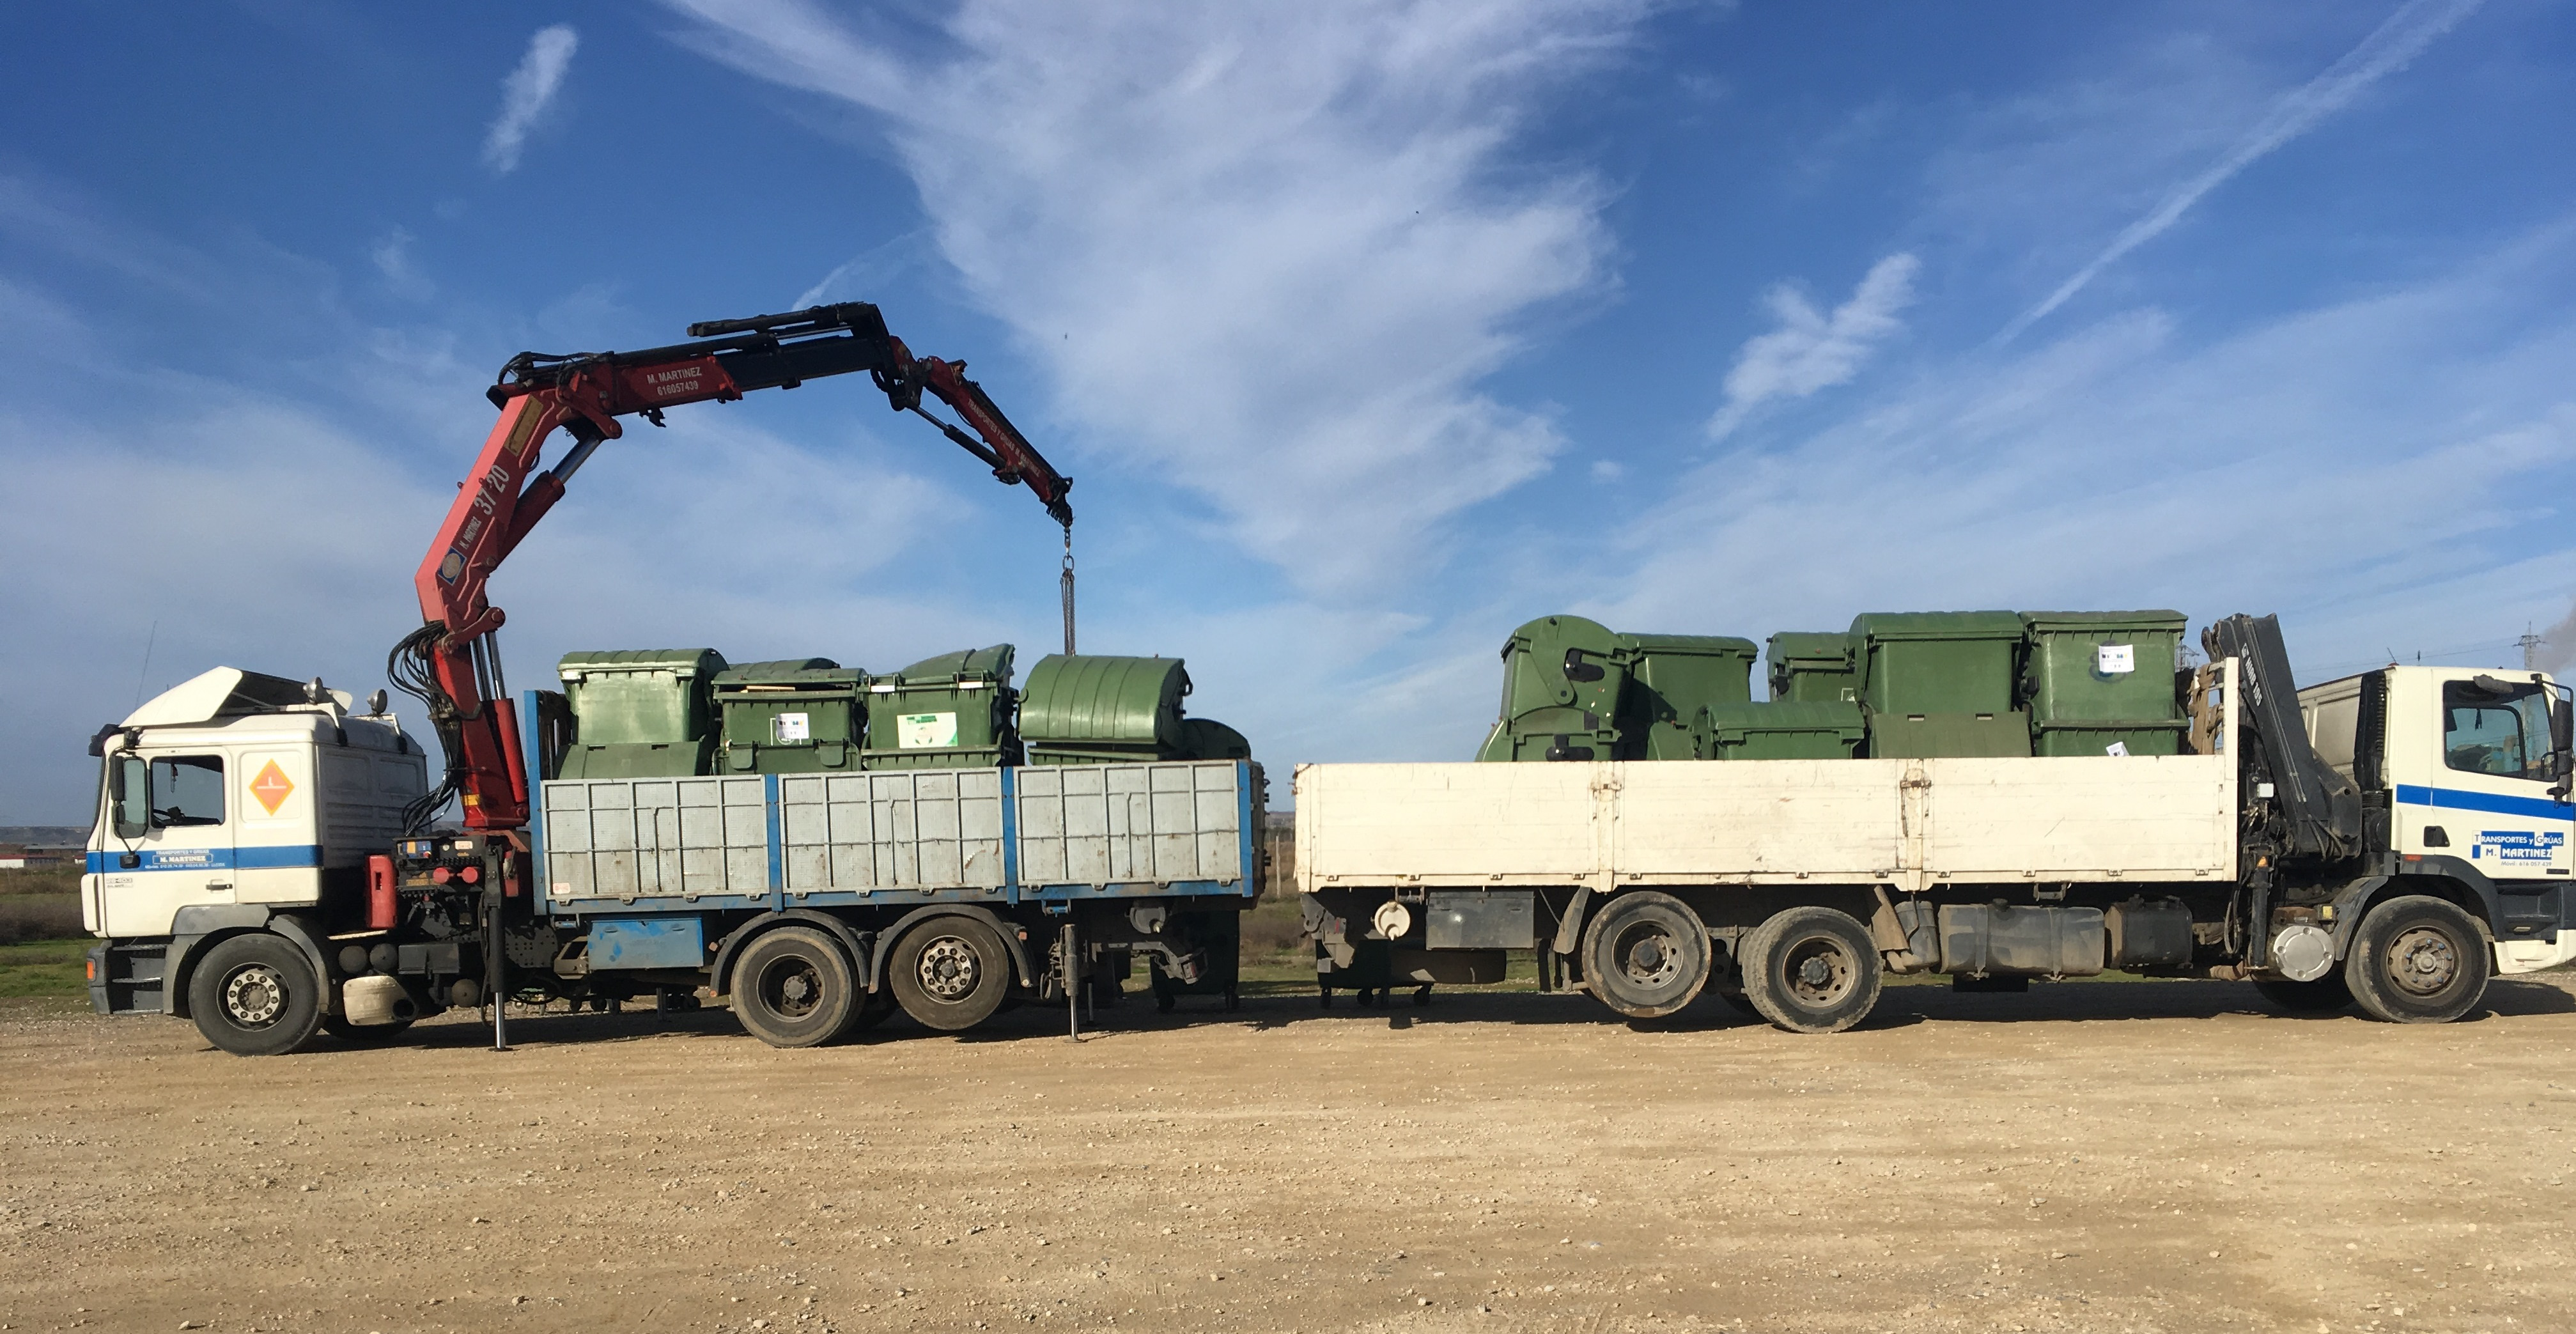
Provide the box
[206,882,233,891]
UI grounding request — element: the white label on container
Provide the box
[899,711,958,748]
[772,712,811,743]
[2097,644,2136,675]
[2104,740,2131,757]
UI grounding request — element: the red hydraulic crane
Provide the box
[391,302,1073,832]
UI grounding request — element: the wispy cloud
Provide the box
[1707,252,1918,439]
[483,24,579,175]
[668,0,1646,596]
[1996,0,2482,343]
[369,226,433,300]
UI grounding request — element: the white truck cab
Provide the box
[2302,665,2576,974]
[84,667,426,1021]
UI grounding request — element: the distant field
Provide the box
[0,939,85,998]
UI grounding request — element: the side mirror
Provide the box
[2552,690,2574,800]
[110,755,151,839]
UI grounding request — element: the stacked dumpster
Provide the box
[1476,609,2187,763]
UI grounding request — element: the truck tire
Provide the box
[1741,906,1882,1034]
[2345,895,2488,1024]
[1579,892,1711,1020]
[2253,974,2352,1014]
[731,927,860,1048]
[187,933,325,1057]
[844,988,899,1034]
[890,915,1012,1032]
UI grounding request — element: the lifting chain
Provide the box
[1060,525,1077,656]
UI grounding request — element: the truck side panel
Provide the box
[1296,754,2236,892]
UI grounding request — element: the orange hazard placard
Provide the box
[249,759,295,816]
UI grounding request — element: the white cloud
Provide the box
[1706,253,1918,439]
[1602,226,2576,683]
[1996,0,2482,343]
[369,226,433,300]
[668,0,1644,596]
[483,24,579,175]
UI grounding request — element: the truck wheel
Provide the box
[1579,892,1711,1020]
[187,934,324,1056]
[890,916,1012,1032]
[844,987,900,1034]
[1741,906,1882,1034]
[2253,973,2352,1014]
[2345,895,2488,1024]
[731,927,859,1048]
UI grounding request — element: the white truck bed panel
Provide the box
[1296,753,2236,892]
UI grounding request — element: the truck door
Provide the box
[2414,676,2573,942]
[98,750,237,938]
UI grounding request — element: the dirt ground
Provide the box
[4,976,2574,1334]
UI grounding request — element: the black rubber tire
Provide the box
[731,927,859,1048]
[188,934,324,1056]
[1578,891,1712,1020]
[843,987,899,1034]
[889,915,1013,1032]
[2345,895,2489,1024]
[321,1015,414,1044]
[1741,906,1882,1034]
[2254,973,2354,1014]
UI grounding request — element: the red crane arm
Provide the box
[394,302,1073,831]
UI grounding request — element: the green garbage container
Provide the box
[555,649,727,779]
[2021,610,2189,757]
[1622,634,1758,761]
[861,645,1020,770]
[1018,654,1189,764]
[1476,615,1629,763]
[1178,718,1252,761]
[712,659,866,773]
[1767,632,1859,704]
[1851,612,2031,758]
[1702,701,1868,760]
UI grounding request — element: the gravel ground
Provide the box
[3,975,2573,1333]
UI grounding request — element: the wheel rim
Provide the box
[917,936,982,1001]
[2386,924,2462,997]
[758,954,825,1020]
[1780,933,1856,1008]
[221,963,287,1028]
[1611,920,1682,991]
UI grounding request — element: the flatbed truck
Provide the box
[1298,615,2576,1030]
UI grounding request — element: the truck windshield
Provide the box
[2442,682,2551,782]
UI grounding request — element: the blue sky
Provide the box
[5,1,2573,821]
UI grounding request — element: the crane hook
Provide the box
[1060,524,1076,656]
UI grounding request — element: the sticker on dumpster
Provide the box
[2470,829,2566,864]
[772,711,810,743]
[2096,644,2135,675]
[2104,741,2131,757]
[899,711,958,748]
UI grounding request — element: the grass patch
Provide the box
[0,865,81,896]
[0,939,89,999]
[0,894,83,945]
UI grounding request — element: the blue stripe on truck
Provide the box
[86,844,324,873]
[2394,784,2575,821]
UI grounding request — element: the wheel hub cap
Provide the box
[1782,935,1854,1006]
[766,961,823,1018]
[2388,926,2459,996]
[919,938,980,1000]
[1615,925,1680,989]
[223,965,285,1027]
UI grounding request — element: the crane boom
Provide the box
[394,302,1073,832]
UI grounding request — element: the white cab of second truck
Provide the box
[1296,655,2576,1030]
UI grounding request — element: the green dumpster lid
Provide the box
[1019,654,1189,745]
[1180,717,1252,761]
[2021,610,2187,632]
[1849,612,2026,641]
[557,648,728,680]
[712,658,860,688]
[1765,632,1854,664]
[885,644,1016,687]
[1620,633,1758,658]
[1702,701,1868,734]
